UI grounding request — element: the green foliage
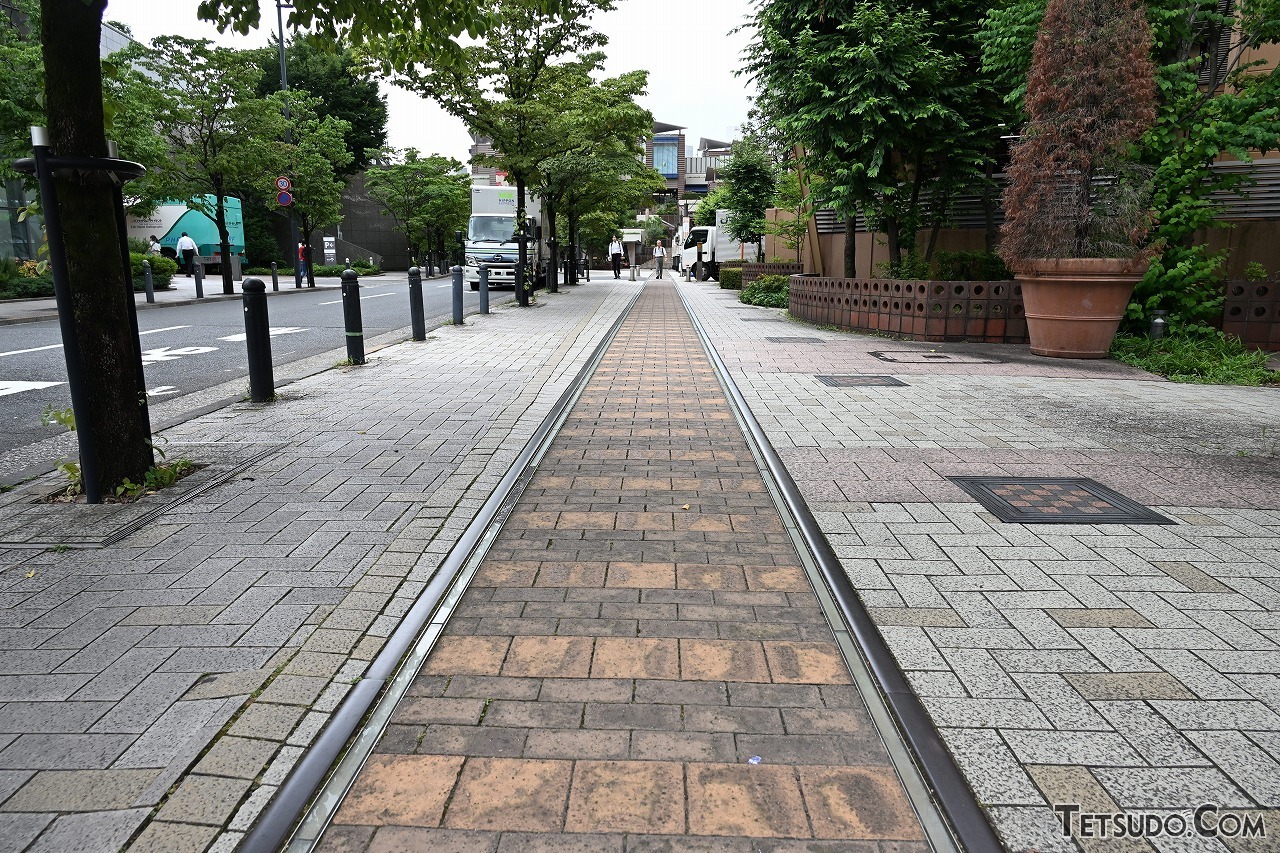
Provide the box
[740,273,790,307]
[981,0,1280,328]
[694,186,729,226]
[365,148,470,264]
[1110,331,1280,385]
[40,406,81,496]
[115,458,196,499]
[933,250,1012,281]
[718,138,776,254]
[877,251,931,280]
[1244,262,1270,282]
[765,170,812,261]
[745,0,1008,267]
[243,204,286,267]
[0,275,54,301]
[313,262,380,276]
[130,253,179,291]
[718,267,743,290]
[253,37,388,175]
[642,216,668,246]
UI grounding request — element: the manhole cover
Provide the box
[948,477,1173,525]
[816,375,908,387]
[869,351,1003,364]
[766,337,828,344]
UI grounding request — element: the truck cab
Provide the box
[680,226,717,280]
[465,185,543,290]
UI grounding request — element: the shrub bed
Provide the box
[718,267,742,290]
[740,273,789,308]
[131,253,178,291]
[1110,331,1279,385]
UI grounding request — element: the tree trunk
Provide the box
[215,189,234,294]
[982,160,998,253]
[567,211,578,285]
[545,200,557,290]
[843,215,857,278]
[925,218,943,262]
[886,218,900,272]
[515,177,528,301]
[41,0,153,495]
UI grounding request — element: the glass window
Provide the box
[654,141,678,178]
[468,216,516,242]
[684,229,708,250]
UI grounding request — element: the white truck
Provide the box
[464,184,544,290]
[678,209,760,280]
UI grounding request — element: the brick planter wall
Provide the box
[1223,279,1280,351]
[788,276,1028,343]
[742,262,803,288]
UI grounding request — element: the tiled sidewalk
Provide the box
[0,284,635,852]
[320,281,931,850]
[683,283,1280,853]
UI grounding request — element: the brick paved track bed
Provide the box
[320,282,930,851]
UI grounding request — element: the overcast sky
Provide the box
[102,0,758,164]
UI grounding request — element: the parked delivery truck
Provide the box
[678,209,760,281]
[464,184,544,290]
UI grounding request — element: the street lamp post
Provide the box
[277,0,303,287]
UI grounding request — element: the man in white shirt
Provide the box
[609,235,623,279]
[652,239,666,280]
[176,232,197,277]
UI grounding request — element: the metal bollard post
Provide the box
[1149,309,1169,340]
[340,266,365,364]
[478,264,490,314]
[193,263,204,299]
[452,265,464,326]
[141,260,155,303]
[241,278,274,402]
[270,262,279,292]
[408,266,426,341]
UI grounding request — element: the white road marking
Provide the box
[318,292,394,306]
[0,343,63,358]
[218,327,308,342]
[146,385,180,397]
[140,346,218,364]
[139,325,191,336]
[0,380,62,397]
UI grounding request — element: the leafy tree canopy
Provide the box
[718,138,777,252]
[364,148,470,263]
[252,37,387,175]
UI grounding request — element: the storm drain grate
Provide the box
[766,336,828,344]
[948,477,1174,525]
[870,351,1004,364]
[816,375,908,388]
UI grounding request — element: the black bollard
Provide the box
[478,264,490,314]
[548,238,558,294]
[408,266,426,341]
[452,265,464,326]
[193,262,204,299]
[141,260,155,303]
[341,266,365,364]
[270,262,279,292]
[241,278,274,402]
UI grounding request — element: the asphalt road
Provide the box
[0,273,493,461]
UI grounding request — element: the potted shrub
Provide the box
[998,0,1159,358]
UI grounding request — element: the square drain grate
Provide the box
[766,337,828,344]
[870,351,1003,364]
[816,375,908,387]
[948,477,1173,525]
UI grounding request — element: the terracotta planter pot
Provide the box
[1015,257,1148,358]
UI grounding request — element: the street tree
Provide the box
[384,0,613,293]
[279,94,353,285]
[253,37,387,176]
[364,148,470,270]
[139,37,287,295]
[693,185,730,227]
[33,0,572,495]
[745,0,1006,275]
[717,138,777,260]
[766,170,814,263]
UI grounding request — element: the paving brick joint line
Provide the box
[318,281,932,851]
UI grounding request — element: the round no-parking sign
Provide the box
[277,191,293,206]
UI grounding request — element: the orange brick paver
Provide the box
[319,282,928,851]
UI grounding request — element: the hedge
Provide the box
[740,273,789,308]
[718,267,742,290]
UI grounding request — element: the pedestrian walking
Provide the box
[146,235,161,256]
[176,232,197,277]
[609,235,623,279]
[652,239,666,280]
[298,242,309,278]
